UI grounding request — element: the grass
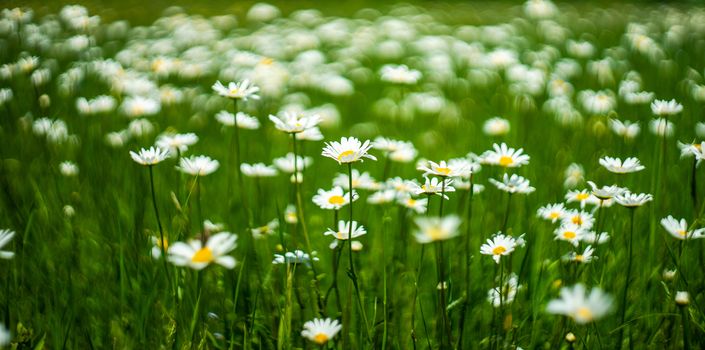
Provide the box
[1,0,705,349]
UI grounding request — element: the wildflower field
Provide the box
[2,0,705,348]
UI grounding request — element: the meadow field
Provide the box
[1,0,705,349]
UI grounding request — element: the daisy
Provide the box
[397,195,428,214]
[298,127,324,141]
[480,232,517,264]
[449,157,482,178]
[587,181,625,200]
[483,117,511,136]
[677,141,701,159]
[608,119,640,139]
[660,216,705,240]
[167,232,237,269]
[380,64,421,84]
[561,210,595,230]
[413,215,462,243]
[537,203,566,223]
[178,155,220,176]
[650,99,683,116]
[130,146,170,166]
[120,96,161,118]
[240,163,278,177]
[599,156,645,174]
[150,236,169,259]
[546,284,613,324]
[410,177,456,199]
[322,137,377,164]
[284,204,297,224]
[251,219,279,239]
[0,229,15,259]
[581,231,610,245]
[565,189,600,208]
[155,133,198,154]
[387,177,419,196]
[649,118,674,138]
[269,111,320,134]
[487,273,519,307]
[273,250,319,266]
[273,153,313,173]
[301,318,342,345]
[333,170,378,190]
[578,90,616,115]
[312,187,358,210]
[687,142,705,165]
[554,224,586,247]
[418,160,470,177]
[489,173,535,194]
[564,163,585,188]
[59,161,79,177]
[212,79,260,101]
[324,221,366,240]
[615,192,653,207]
[329,240,363,251]
[367,189,396,204]
[204,220,225,233]
[480,143,530,168]
[215,111,261,130]
[675,291,690,306]
[372,137,418,163]
[562,246,596,264]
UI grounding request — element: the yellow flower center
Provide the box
[427,227,444,240]
[258,226,270,234]
[563,231,576,239]
[229,88,240,95]
[336,231,346,239]
[436,167,451,175]
[407,198,416,206]
[191,247,214,263]
[260,57,274,65]
[492,246,506,255]
[576,306,593,321]
[677,230,687,237]
[572,216,583,225]
[549,212,560,219]
[498,156,514,167]
[157,238,169,249]
[576,193,589,200]
[313,333,329,344]
[351,179,360,188]
[575,254,584,262]
[338,150,355,161]
[328,195,345,205]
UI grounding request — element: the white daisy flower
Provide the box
[120,96,161,118]
[554,224,587,247]
[273,249,319,266]
[167,232,237,270]
[301,318,342,345]
[675,291,690,306]
[251,219,279,239]
[562,246,596,264]
[130,146,170,166]
[397,195,428,214]
[0,229,15,259]
[580,231,610,245]
[587,181,626,200]
[565,189,600,208]
[215,111,261,129]
[561,210,595,230]
[608,119,640,139]
[649,118,674,138]
[155,133,198,154]
[487,273,519,307]
[650,99,683,116]
[367,189,396,204]
[241,163,278,177]
[150,236,169,259]
[614,192,653,207]
[410,177,456,199]
[273,153,313,173]
[687,142,705,165]
[480,232,517,264]
[546,284,613,324]
[269,111,320,134]
[564,163,585,188]
[483,117,511,136]
[537,203,566,223]
[322,137,377,164]
[418,160,470,178]
[324,220,367,240]
[59,161,79,177]
[212,79,260,101]
[312,186,358,210]
[489,173,535,194]
[599,156,645,174]
[298,127,324,141]
[480,143,530,168]
[413,215,462,243]
[178,155,219,176]
[660,216,705,240]
[284,204,297,224]
[578,90,616,115]
[380,64,421,84]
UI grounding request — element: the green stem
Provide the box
[618,208,636,350]
[346,162,371,342]
[149,165,172,290]
[456,175,475,350]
